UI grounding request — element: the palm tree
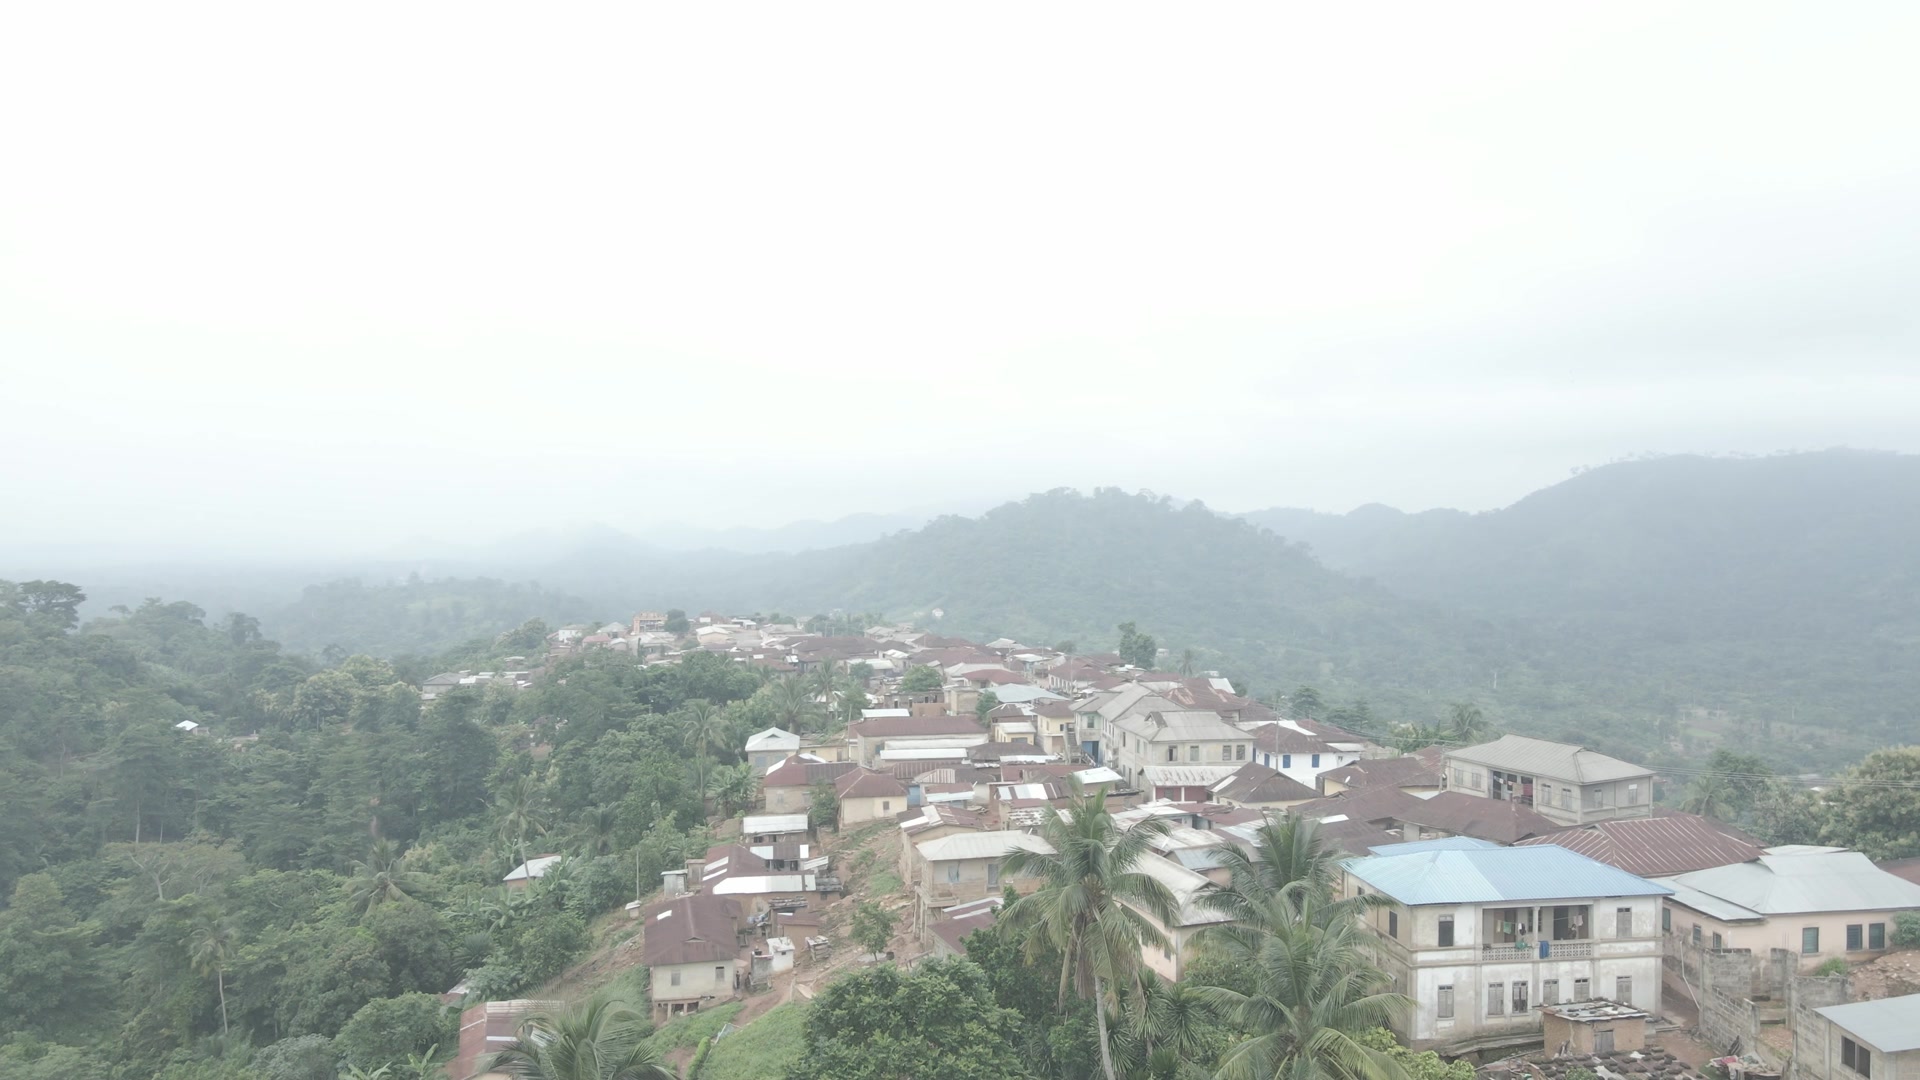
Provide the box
[493,775,553,871]
[1200,814,1347,923]
[1177,649,1197,677]
[708,762,758,818]
[1193,889,1410,1080]
[188,912,239,1037]
[346,838,435,915]
[1446,702,1490,744]
[770,675,822,735]
[482,994,674,1080]
[1117,971,1216,1078]
[680,701,726,796]
[577,804,620,858]
[1003,779,1180,1080]
[1682,774,1735,819]
[808,664,844,725]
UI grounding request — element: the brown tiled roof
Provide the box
[848,714,986,739]
[1515,809,1766,876]
[1314,815,1408,857]
[1172,801,1267,827]
[1033,701,1075,718]
[835,769,908,799]
[1210,762,1318,805]
[898,805,987,834]
[1320,753,1445,793]
[1396,792,1563,844]
[966,669,1029,686]
[762,755,858,788]
[968,741,1055,762]
[1292,785,1431,826]
[641,894,744,966]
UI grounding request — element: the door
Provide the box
[1595,1028,1614,1053]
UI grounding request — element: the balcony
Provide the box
[1480,940,1592,962]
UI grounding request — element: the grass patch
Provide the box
[646,1002,744,1052]
[867,869,901,896]
[701,1002,808,1080]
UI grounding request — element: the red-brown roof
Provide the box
[641,894,745,966]
[761,754,858,788]
[835,768,908,799]
[1515,809,1766,877]
[965,669,1028,686]
[1320,753,1445,793]
[1210,762,1319,805]
[1394,792,1563,844]
[848,714,986,739]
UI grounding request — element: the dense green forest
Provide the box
[0,581,798,1080]
[258,577,597,659]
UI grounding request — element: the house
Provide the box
[1442,735,1654,826]
[1654,846,1920,970]
[1799,994,1920,1080]
[1248,718,1367,789]
[1342,837,1671,1052]
[759,754,856,814]
[847,713,987,767]
[679,843,826,913]
[1540,999,1650,1056]
[744,727,802,774]
[1031,700,1080,757]
[1319,748,1445,798]
[833,769,908,825]
[910,830,1054,941]
[451,998,560,1080]
[898,805,988,888]
[1290,787,1562,849]
[502,854,563,889]
[1124,855,1234,981]
[1210,762,1320,810]
[1513,810,1766,877]
[642,893,749,1020]
[1107,709,1254,800]
[173,719,207,735]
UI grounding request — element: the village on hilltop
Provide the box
[440,611,1920,1080]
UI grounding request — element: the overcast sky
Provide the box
[4,3,1917,562]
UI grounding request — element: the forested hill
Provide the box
[1243,450,1920,758]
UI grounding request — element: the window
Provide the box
[715,966,726,984]
[882,800,891,813]
[1614,976,1632,1002]
[1542,978,1559,1004]
[1560,787,1572,809]
[1803,927,1821,955]
[1166,746,1177,762]
[1513,981,1529,1013]
[1437,985,1454,1019]
[1692,925,1702,946]
[987,862,1000,886]
[1870,922,1886,950]
[1712,932,1723,949]
[1627,782,1641,804]
[947,863,961,883]
[1452,767,1466,788]
[1388,911,1399,938]
[1236,744,1247,761]
[1573,977,1590,999]
[1282,754,1292,769]
[1847,924,1864,951]
[670,970,682,986]
[1311,753,1321,767]
[1189,745,1201,762]
[1616,907,1633,937]
[1842,1037,1872,1078]
[1438,915,1455,947]
[1486,983,1504,1015]
[1662,908,1671,932]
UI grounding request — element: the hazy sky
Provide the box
[4,3,1917,561]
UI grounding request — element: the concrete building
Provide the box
[1442,735,1654,827]
[1342,837,1671,1053]
[641,894,748,1021]
[1107,709,1253,801]
[1656,846,1920,971]
[745,727,802,774]
[909,830,1053,941]
[1798,994,1920,1080]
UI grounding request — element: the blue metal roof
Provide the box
[1368,837,1499,856]
[1343,844,1673,905]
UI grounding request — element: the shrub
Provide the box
[1813,957,1851,977]
[249,1035,335,1080]
[334,993,456,1071]
[688,1035,713,1079]
[1892,911,1920,949]
[511,912,591,987]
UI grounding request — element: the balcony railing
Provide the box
[1480,940,1592,961]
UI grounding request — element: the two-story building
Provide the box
[1442,735,1654,827]
[909,830,1053,942]
[744,727,802,774]
[1108,709,1254,800]
[1342,837,1671,1052]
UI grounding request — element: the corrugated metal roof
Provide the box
[743,814,809,834]
[1814,995,1920,1052]
[1658,849,1920,915]
[1445,734,1651,784]
[1129,853,1234,927]
[916,830,1055,862]
[1343,845,1672,905]
[1514,810,1765,877]
[744,727,800,751]
[1654,877,1763,922]
[1145,765,1240,786]
[1368,837,1499,856]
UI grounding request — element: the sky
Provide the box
[4,3,1918,562]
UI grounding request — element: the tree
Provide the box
[1289,687,1325,719]
[0,874,101,1037]
[1003,779,1178,1080]
[1680,775,1736,820]
[482,994,673,1080]
[494,775,554,871]
[681,700,726,796]
[851,901,895,958]
[13,580,86,629]
[664,609,689,635]
[807,781,839,832]
[1200,814,1347,922]
[189,912,240,1037]
[334,993,454,1073]
[899,665,944,693]
[1445,703,1489,743]
[770,676,824,735]
[1177,649,1197,677]
[249,1035,336,1080]
[975,689,1000,720]
[785,959,1031,1080]
[1116,622,1158,670]
[1821,747,1920,859]
[1193,888,1409,1080]
[346,839,435,915]
[707,762,757,819]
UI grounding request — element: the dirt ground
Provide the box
[1844,948,1920,1001]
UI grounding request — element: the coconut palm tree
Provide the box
[680,700,726,795]
[493,775,553,871]
[1446,702,1491,744]
[1003,779,1179,1080]
[481,994,674,1080]
[707,761,758,818]
[1177,649,1197,677]
[346,838,435,915]
[577,804,620,858]
[1200,814,1347,923]
[770,675,822,735]
[1193,889,1410,1080]
[1116,971,1217,1078]
[188,912,239,1037]
[1682,774,1736,819]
